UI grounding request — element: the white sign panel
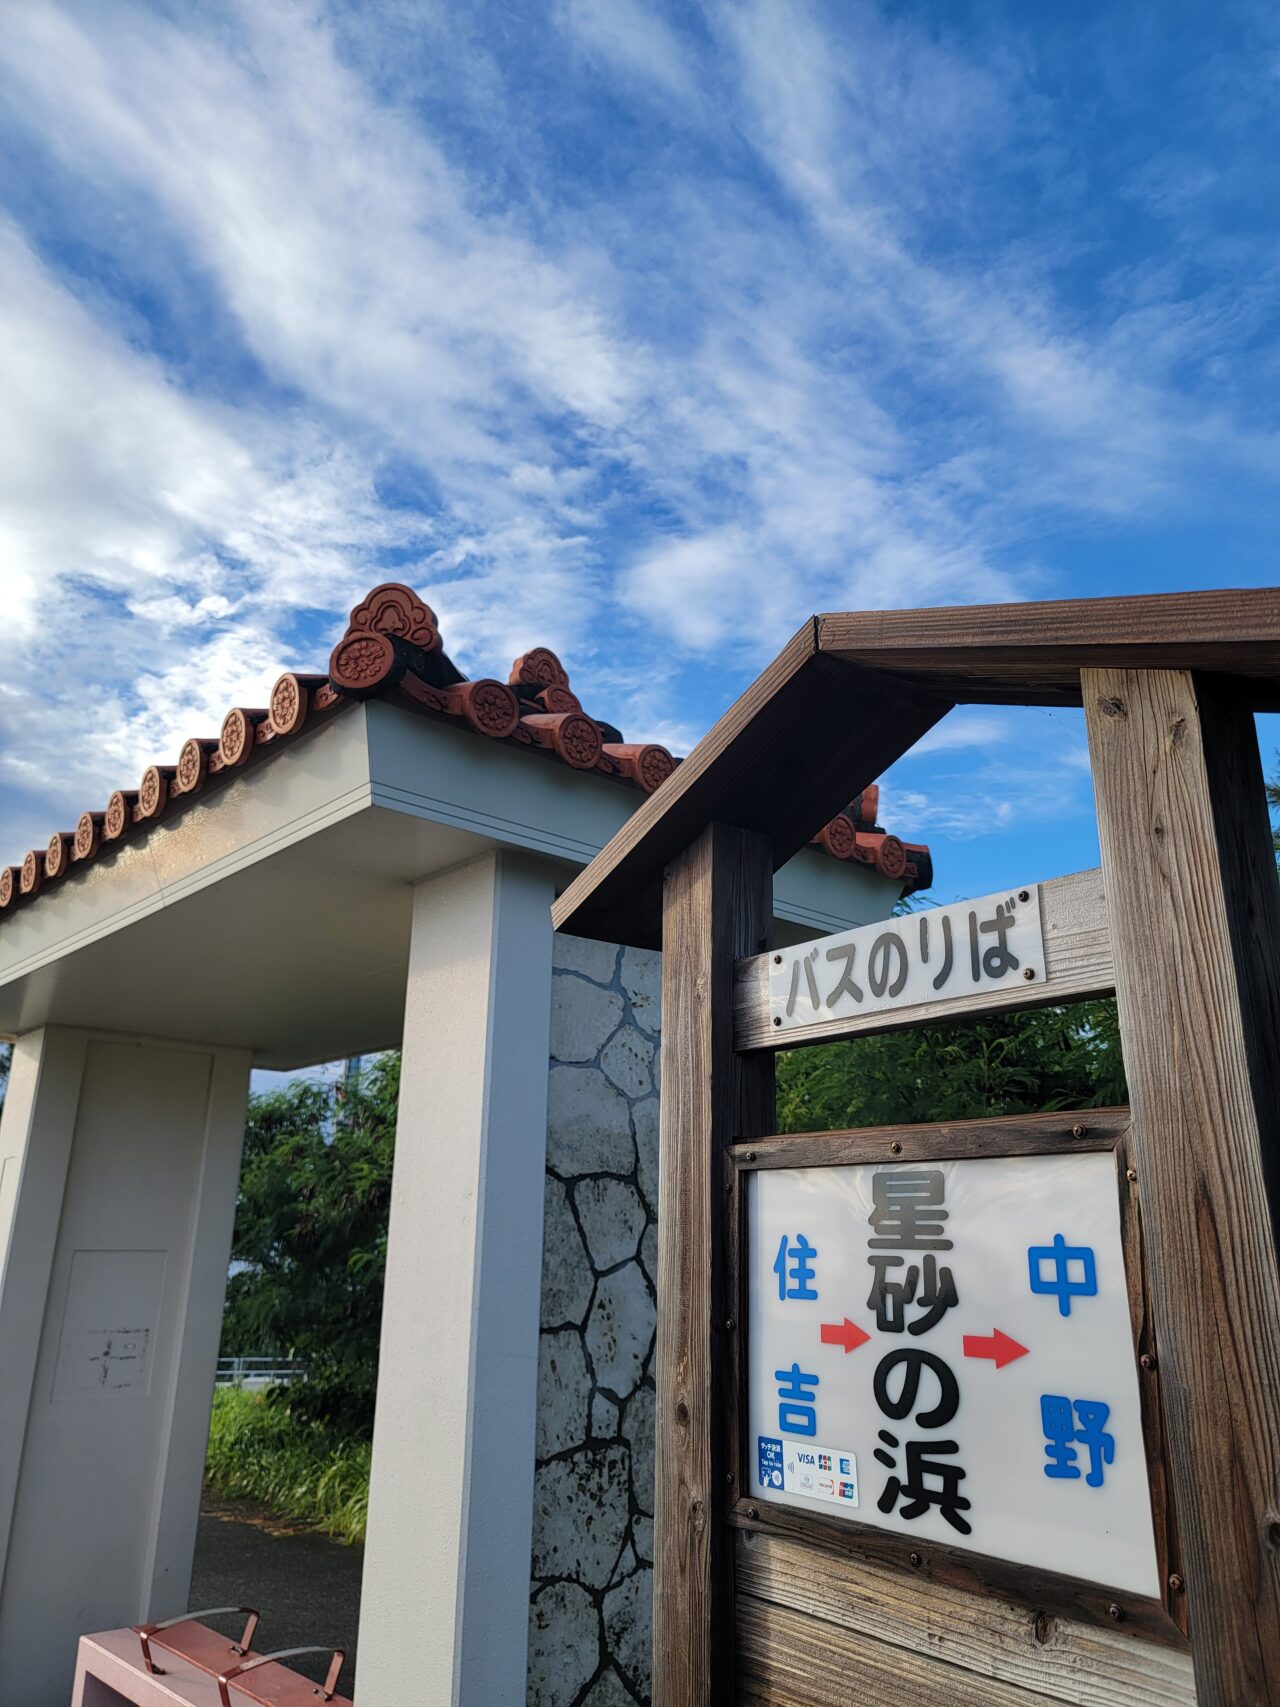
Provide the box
[747,1151,1160,1595]
[52,1248,165,1401]
[770,885,1047,1034]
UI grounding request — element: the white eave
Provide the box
[0,700,904,1068]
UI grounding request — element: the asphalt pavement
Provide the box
[188,1496,364,1695]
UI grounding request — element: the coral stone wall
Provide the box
[528,934,661,1707]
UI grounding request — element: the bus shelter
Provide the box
[0,582,920,1706]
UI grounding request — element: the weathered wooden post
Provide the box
[1084,668,1280,1701]
[554,590,1280,1707]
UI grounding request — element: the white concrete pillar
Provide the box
[356,852,555,1707]
[0,1028,250,1707]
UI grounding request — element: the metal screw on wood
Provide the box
[908,1552,922,1568]
[747,1506,759,1521]
[890,1140,902,1154]
[1023,966,1036,980]
[746,1150,757,1163]
[1072,1123,1088,1138]
[1168,1573,1183,1591]
[1107,1603,1124,1621]
[1126,1167,1138,1182]
[1140,1353,1156,1371]
[725,1318,736,1332]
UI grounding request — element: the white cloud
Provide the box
[2,2,643,452]
[0,216,418,853]
[555,0,702,107]
[910,713,1018,757]
[0,0,1041,707]
[0,0,1276,868]
[880,708,1095,847]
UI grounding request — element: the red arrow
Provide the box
[820,1318,872,1353]
[962,1329,1028,1369]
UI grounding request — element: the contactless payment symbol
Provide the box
[757,1435,784,1489]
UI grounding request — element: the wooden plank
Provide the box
[734,866,1111,1051]
[732,1105,1126,1171]
[736,1593,1069,1706]
[552,625,950,947]
[737,1531,1196,1707]
[819,588,1280,706]
[729,1483,1178,1650]
[654,823,776,1707]
[1083,667,1280,1707]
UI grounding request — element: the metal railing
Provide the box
[214,1356,308,1389]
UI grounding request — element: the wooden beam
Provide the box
[733,866,1112,1051]
[736,1594,1067,1707]
[552,623,950,948]
[654,824,775,1707]
[554,589,1280,950]
[1083,666,1280,1707]
[736,1531,1196,1707]
[820,587,1280,707]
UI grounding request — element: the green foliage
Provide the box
[776,999,1126,1133]
[0,1041,9,1112]
[217,945,1128,1498]
[222,1056,399,1436]
[204,1386,369,1545]
[1269,759,1280,855]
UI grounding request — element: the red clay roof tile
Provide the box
[0,583,930,926]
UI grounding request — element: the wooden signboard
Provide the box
[731,1112,1178,1640]
[553,590,1280,1707]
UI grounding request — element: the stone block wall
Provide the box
[528,934,661,1707]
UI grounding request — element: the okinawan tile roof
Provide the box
[814,782,931,892]
[0,582,930,925]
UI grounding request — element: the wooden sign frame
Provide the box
[553,590,1280,1707]
[723,1108,1186,1647]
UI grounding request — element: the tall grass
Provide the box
[205,1388,370,1545]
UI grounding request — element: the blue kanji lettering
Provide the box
[1041,1395,1115,1487]
[1028,1233,1098,1317]
[773,1232,819,1301]
[1073,1399,1115,1488]
[775,1362,819,1436]
[1040,1394,1079,1479]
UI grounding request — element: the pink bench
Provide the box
[71,1609,350,1707]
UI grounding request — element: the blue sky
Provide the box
[1,0,1278,907]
